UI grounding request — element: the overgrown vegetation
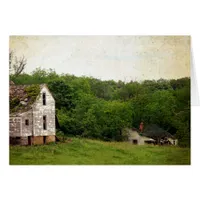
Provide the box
[10,97,20,110]
[24,85,40,103]
[10,85,40,113]
[9,138,190,165]
[10,68,190,147]
[10,97,21,113]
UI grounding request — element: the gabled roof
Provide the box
[9,82,46,114]
[142,124,174,139]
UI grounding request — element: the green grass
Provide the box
[9,138,190,165]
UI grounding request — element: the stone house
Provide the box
[9,81,56,145]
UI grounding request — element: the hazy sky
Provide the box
[9,36,190,82]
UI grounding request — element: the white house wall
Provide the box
[33,86,55,136]
[21,110,33,137]
[9,117,22,137]
[127,129,154,145]
[168,138,178,146]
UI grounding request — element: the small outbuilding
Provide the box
[126,124,178,146]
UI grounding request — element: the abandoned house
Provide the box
[9,81,56,145]
[126,123,178,146]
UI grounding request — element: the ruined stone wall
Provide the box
[32,136,44,145]
[46,135,55,143]
[33,85,55,136]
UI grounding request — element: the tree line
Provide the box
[10,67,190,147]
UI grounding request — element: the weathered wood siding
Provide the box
[9,117,22,137]
[21,110,33,136]
[33,85,55,137]
[10,110,33,137]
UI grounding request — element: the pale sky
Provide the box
[9,36,190,82]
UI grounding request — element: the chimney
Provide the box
[139,122,144,132]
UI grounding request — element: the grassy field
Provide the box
[10,138,190,165]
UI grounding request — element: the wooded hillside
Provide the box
[10,68,190,147]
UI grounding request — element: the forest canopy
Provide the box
[10,68,190,147]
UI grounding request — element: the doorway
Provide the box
[132,139,138,145]
[43,136,46,144]
[28,136,32,145]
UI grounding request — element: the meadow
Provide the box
[10,138,190,165]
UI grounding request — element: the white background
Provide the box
[0,1,199,200]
